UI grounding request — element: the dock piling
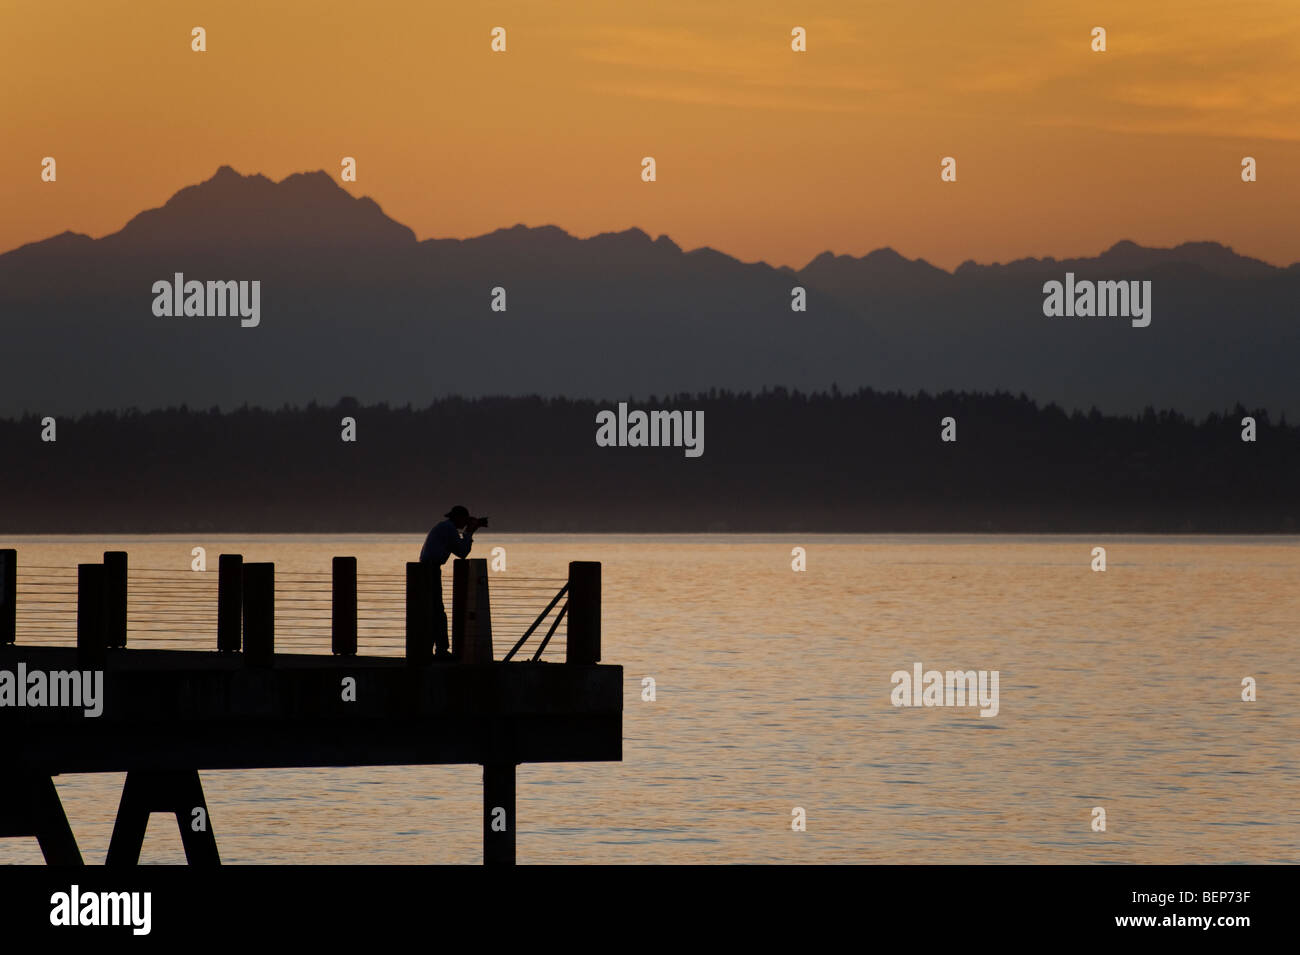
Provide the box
[104,550,128,648]
[566,561,601,664]
[462,558,493,664]
[452,558,467,659]
[217,554,243,653]
[0,548,14,645]
[76,562,107,667]
[332,556,357,656]
[483,763,516,865]
[242,562,274,667]
[405,561,434,664]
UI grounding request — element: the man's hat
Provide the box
[445,505,470,521]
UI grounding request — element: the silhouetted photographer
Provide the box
[419,505,488,660]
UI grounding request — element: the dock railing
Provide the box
[2,548,599,666]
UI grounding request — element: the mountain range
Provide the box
[2,165,1297,418]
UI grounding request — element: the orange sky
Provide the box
[3,0,1298,269]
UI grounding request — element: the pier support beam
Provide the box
[483,763,516,866]
[106,770,220,866]
[0,773,83,865]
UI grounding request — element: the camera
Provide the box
[474,516,489,528]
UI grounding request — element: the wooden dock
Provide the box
[0,549,622,865]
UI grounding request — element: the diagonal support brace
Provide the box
[106,769,221,865]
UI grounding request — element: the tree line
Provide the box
[1,388,1295,532]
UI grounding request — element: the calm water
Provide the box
[4,534,1298,864]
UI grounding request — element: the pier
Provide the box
[0,549,622,865]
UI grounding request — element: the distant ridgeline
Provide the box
[0,390,1296,533]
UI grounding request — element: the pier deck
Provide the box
[4,645,622,772]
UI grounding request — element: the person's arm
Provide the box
[449,525,474,559]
